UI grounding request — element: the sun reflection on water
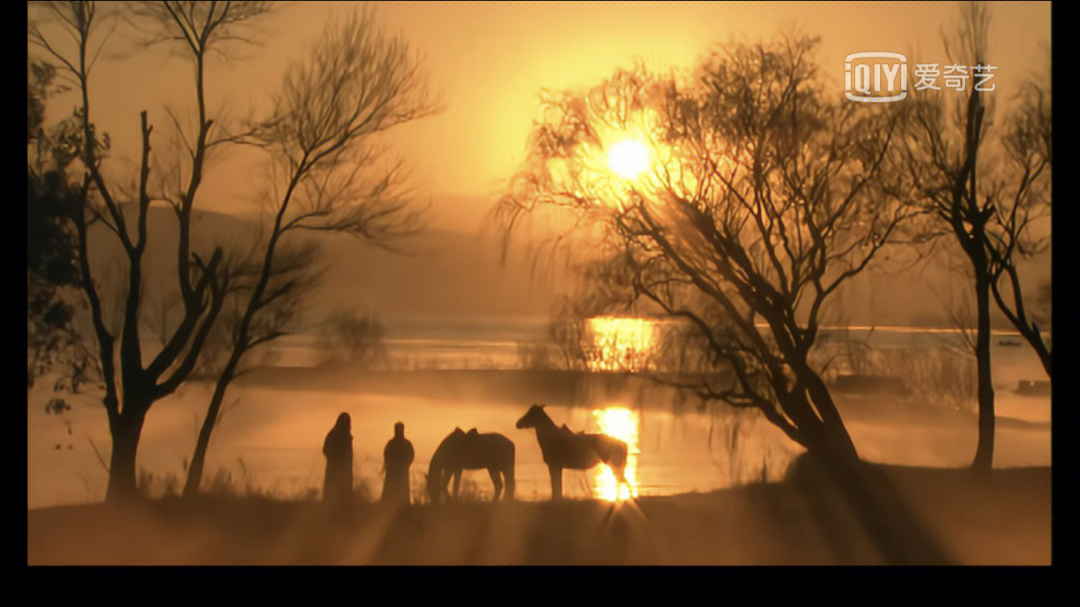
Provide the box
[590,407,639,502]
[584,316,658,372]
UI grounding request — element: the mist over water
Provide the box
[28,320,1049,509]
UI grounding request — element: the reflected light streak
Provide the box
[591,406,639,501]
[584,316,658,372]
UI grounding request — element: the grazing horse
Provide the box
[426,427,516,503]
[515,404,629,500]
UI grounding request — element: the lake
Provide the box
[27,319,1050,509]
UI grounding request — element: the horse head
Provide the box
[426,469,456,504]
[516,404,548,429]
[424,472,441,504]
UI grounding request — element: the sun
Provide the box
[607,139,650,180]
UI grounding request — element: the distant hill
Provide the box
[828,245,1050,330]
[302,227,564,322]
[85,204,280,309]
[84,202,564,327]
[84,200,1051,332]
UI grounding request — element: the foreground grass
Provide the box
[27,463,1049,565]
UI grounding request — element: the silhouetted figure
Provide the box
[426,427,515,503]
[516,404,627,500]
[382,421,414,505]
[322,413,353,507]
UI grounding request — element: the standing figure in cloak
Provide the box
[382,421,414,505]
[323,413,353,507]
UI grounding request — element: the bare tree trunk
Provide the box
[777,360,950,563]
[972,267,996,471]
[183,355,242,497]
[1033,338,1051,381]
[802,367,860,462]
[104,405,149,502]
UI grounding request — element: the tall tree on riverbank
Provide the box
[986,70,1051,377]
[499,36,914,469]
[498,35,946,563]
[29,1,433,502]
[182,6,433,497]
[900,1,1050,470]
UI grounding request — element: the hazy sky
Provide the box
[41,1,1050,232]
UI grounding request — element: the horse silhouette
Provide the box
[426,427,515,503]
[515,404,629,500]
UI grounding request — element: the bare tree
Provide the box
[182,7,434,497]
[316,311,387,367]
[900,1,1049,470]
[180,236,322,497]
[29,1,254,501]
[499,37,913,467]
[498,37,948,563]
[28,2,433,502]
[986,72,1051,376]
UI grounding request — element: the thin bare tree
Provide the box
[182,7,435,497]
[986,71,1051,377]
[900,1,1049,470]
[29,1,266,500]
[28,2,434,501]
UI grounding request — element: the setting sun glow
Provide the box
[606,139,651,180]
[591,407,640,502]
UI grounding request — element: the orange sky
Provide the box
[37,1,1051,232]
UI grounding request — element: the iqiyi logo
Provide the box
[844,52,908,103]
